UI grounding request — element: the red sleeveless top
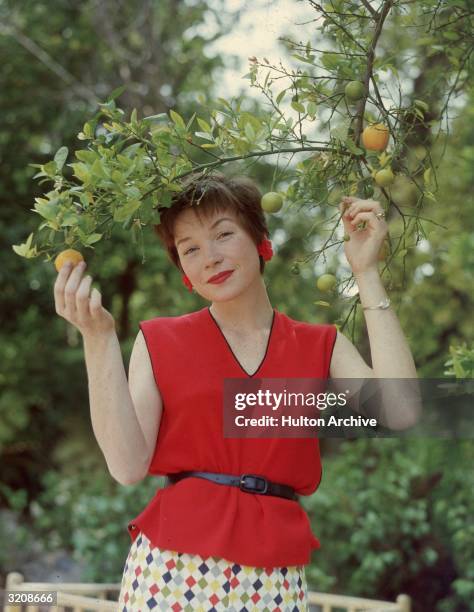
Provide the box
[127,306,337,568]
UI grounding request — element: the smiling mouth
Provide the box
[208,270,234,284]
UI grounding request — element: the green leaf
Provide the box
[314,301,331,307]
[124,186,141,199]
[291,101,305,113]
[106,85,126,102]
[75,150,98,164]
[83,121,95,139]
[186,112,196,131]
[12,243,27,257]
[121,143,142,158]
[42,161,58,177]
[276,90,286,105]
[98,99,116,112]
[70,163,91,183]
[331,127,346,144]
[91,159,107,178]
[84,233,102,245]
[54,147,68,171]
[292,54,315,65]
[216,97,232,109]
[443,31,459,41]
[194,131,214,142]
[131,108,138,124]
[12,234,36,258]
[244,123,256,141]
[345,138,364,156]
[61,211,79,227]
[33,199,58,222]
[169,109,186,130]
[12,233,37,258]
[307,101,317,117]
[113,200,141,222]
[197,118,212,133]
[322,53,339,70]
[416,36,435,46]
[143,113,169,123]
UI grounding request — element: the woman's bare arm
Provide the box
[329,269,421,430]
[83,331,161,485]
[54,261,161,484]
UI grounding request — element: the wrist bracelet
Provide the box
[362,297,391,311]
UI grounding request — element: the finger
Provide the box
[339,197,357,214]
[90,287,102,318]
[349,211,387,232]
[76,275,93,321]
[339,207,358,235]
[54,262,74,312]
[64,261,87,313]
[345,199,384,218]
[339,201,360,227]
[341,196,357,204]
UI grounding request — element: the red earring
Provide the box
[257,238,274,262]
[182,274,193,292]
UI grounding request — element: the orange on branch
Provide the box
[316,273,337,292]
[374,168,395,187]
[261,192,283,213]
[388,174,419,207]
[362,123,390,151]
[345,81,365,102]
[54,249,84,272]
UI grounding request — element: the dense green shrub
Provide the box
[30,469,160,582]
[304,438,474,611]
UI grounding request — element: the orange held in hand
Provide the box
[362,123,390,151]
[54,249,84,272]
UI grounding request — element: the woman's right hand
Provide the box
[54,260,116,339]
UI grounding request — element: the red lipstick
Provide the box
[208,270,234,284]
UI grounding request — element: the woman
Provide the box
[53,171,418,611]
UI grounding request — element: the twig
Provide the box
[141,144,341,199]
[354,0,395,147]
[360,0,378,18]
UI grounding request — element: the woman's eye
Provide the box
[183,232,232,255]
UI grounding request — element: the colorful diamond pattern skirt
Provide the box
[118,530,308,611]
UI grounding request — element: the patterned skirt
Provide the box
[118,530,308,611]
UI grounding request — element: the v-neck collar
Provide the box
[207,306,277,378]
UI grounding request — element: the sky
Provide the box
[199,0,319,99]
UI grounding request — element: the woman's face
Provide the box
[174,207,261,302]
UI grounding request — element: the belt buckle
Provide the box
[239,473,268,495]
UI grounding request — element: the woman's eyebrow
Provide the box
[176,217,234,247]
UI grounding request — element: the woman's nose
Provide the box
[204,244,223,266]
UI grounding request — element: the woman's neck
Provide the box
[209,283,274,334]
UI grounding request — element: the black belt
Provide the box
[164,471,298,501]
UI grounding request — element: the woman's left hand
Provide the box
[339,196,388,276]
